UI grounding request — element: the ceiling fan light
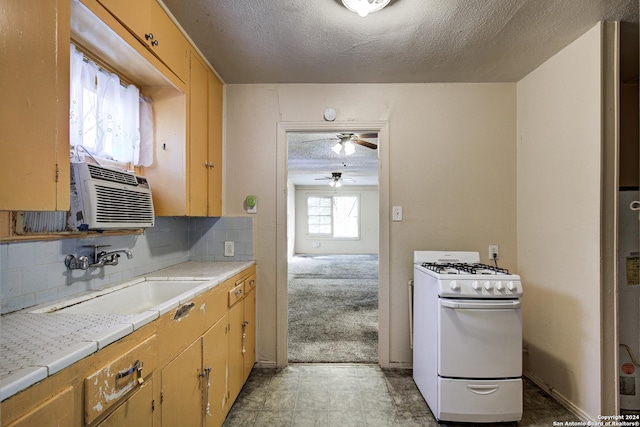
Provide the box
[342,0,390,17]
[334,179,343,188]
[332,142,343,155]
[344,140,356,155]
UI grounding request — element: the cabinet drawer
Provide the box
[228,283,245,307]
[245,274,256,293]
[85,335,157,424]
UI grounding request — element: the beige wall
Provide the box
[224,83,517,365]
[294,186,379,254]
[517,23,603,418]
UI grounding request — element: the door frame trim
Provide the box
[276,121,390,367]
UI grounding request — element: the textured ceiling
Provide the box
[160,0,638,186]
[288,133,379,186]
[161,0,638,84]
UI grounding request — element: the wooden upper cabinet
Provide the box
[208,71,223,217]
[149,1,189,84]
[189,52,210,216]
[189,51,223,217]
[97,0,189,83]
[96,0,150,39]
[0,0,70,211]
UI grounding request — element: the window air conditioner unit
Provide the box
[69,162,155,230]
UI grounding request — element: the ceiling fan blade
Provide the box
[357,133,378,139]
[314,177,332,180]
[353,139,378,149]
[300,137,339,144]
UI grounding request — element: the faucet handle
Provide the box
[78,256,89,270]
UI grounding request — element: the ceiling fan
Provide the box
[331,133,377,155]
[299,132,378,155]
[314,172,356,187]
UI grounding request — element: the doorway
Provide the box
[287,131,380,362]
[275,122,390,368]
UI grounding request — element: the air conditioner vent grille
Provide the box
[94,186,154,223]
[87,164,138,186]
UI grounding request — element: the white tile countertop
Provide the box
[0,261,254,402]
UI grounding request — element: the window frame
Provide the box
[306,193,361,240]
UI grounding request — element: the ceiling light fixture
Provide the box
[331,139,356,156]
[329,172,343,187]
[342,0,391,17]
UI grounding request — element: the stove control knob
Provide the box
[472,281,481,291]
[483,281,493,291]
[449,281,460,291]
[507,281,518,291]
[495,281,505,291]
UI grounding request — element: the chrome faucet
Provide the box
[65,245,133,270]
[95,249,133,266]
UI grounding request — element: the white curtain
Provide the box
[69,44,149,166]
[138,97,154,167]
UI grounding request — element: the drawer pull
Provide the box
[116,359,143,381]
[174,302,195,320]
[235,289,243,296]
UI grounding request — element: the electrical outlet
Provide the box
[224,241,235,257]
[488,245,499,260]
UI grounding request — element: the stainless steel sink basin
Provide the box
[31,279,211,314]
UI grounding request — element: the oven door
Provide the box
[438,298,522,379]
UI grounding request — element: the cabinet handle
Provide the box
[145,33,154,40]
[235,289,243,296]
[174,302,195,320]
[200,367,212,416]
[116,359,144,385]
[242,321,249,354]
[151,40,159,47]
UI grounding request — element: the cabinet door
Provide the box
[0,0,70,211]
[243,288,257,382]
[97,380,153,427]
[5,386,73,427]
[207,70,223,217]
[96,0,151,42]
[149,0,189,83]
[228,301,244,404]
[203,315,229,427]
[189,51,209,216]
[161,339,203,427]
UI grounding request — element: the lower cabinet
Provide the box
[160,267,256,427]
[97,380,154,427]
[4,386,74,427]
[161,338,203,426]
[203,315,230,427]
[0,265,256,427]
[228,272,257,403]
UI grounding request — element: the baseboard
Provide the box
[255,360,277,368]
[524,369,594,423]
[386,361,413,369]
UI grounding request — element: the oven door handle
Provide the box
[440,300,521,310]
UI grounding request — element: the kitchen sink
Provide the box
[30,279,212,314]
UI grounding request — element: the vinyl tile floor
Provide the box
[223,364,580,427]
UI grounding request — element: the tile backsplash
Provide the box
[0,216,253,314]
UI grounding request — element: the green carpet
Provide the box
[287,254,378,363]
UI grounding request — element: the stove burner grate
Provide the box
[420,262,510,275]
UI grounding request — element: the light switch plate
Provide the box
[392,206,403,221]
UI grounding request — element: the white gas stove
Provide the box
[414,251,523,299]
[413,251,524,423]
